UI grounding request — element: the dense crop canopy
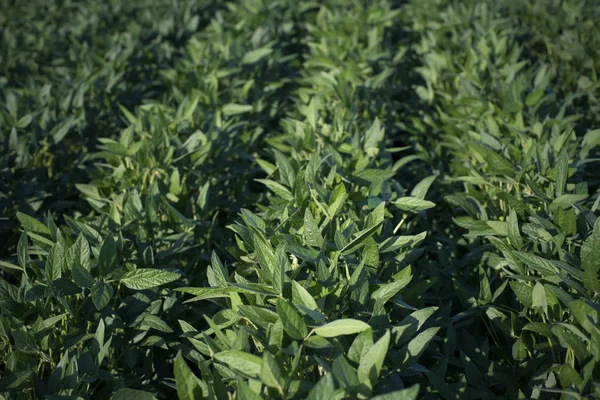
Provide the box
[1,0,599,399]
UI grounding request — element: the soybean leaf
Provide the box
[357,330,391,388]
[304,208,324,248]
[120,269,180,290]
[314,319,371,338]
[110,388,157,400]
[393,197,436,213]
[371,384,420,400]
[340,221,384,255]
[582,220,600,292]
[222,104,253,116]
[174,353,204,400]
[91,282,114,310]
[260,351,283,392]
[276,299,308,340]
[214,350,261,379]
[556,149,569,196]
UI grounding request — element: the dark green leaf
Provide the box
[91,282,114,310]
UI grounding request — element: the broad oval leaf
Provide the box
[393,197,436,213]
[315,319,371,338]
[214,350,261,378]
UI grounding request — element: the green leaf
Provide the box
[314,319,371,337]
[304,208,323,248]
[371,384,420,400]
[72,263,94,288]
[236,380,263,400]
[14,113,32,129]
[252,233,277,272]
[91,282,114,310]
[307,374,337,400]
[99,236,119,273]
[305,335,331,349]
[292,281,319,311]
[555,149,569,197]
[478,266,492,303]
[362,238,379,267]
[393,197,436,213]
[118,104,137,125]
[328,183,347,217]
[76,184,102,200]
[379,232,426,253]
[507,208,523,248]
[141,315,174,333]
[532,282,548,314]
[332,354,359,387]
[222,103,253,116]
[121,269,180,290]
[549,194,588,212]
[569,300,599,334]
[364,117,384,156]
[525,90,545,106]
[273,245,286,295]
[357,330,390,388]
[177,286,247,302]
[523,322,554,338]
[340,220,384,255]
[348,329,374,363]
[17,232,29,269]
[392,307,438,346]
[582,220,600,292]
[17,212,51,235]
[174,353,205,400]
[511,251,556,275]
[559,364,583,389]
[260,351,283,392]
[209,251,229,287]
[110,388,157,400]
[256,158,277,176]
[242,47,273,64]
[411,176,436,200]
[398,327,440,368]
[0,260,23,273]
[510,281,534,308]
[31,313,68,334]
[274,150,296,188]
[255,179,294,201]
[68,234,91,271]
[13,330,37,354]
[214,350,261,379]
[46,243,64,282]
[276,299,308,340]
[0,371,31,391]
[477,145,517,175]
[372,270,412,306]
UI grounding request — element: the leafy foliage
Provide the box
[1,0,599,399]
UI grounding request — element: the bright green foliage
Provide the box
[1,0,600,399]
